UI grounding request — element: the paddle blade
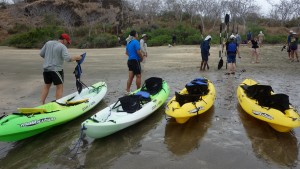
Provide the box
[225,14,230,24]
[218,58,224,70]
[73,64,82,79]
[76,79,83,94]
[77,52,86,65]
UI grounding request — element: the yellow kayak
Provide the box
[165,78,216,124]
[237,78,300,132]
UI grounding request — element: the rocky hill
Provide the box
[0,0,133,43]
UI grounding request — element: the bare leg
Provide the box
[55,84,63,100]
[200,61,203,70]
[126,71,134,92]
[295,50,299,61]
[203,61,207,71]
[136,74,142,89]
[41,84,51,104]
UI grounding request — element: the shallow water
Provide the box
[0,45,300,169]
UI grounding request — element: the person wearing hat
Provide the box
[125,30,144,95]
[200,35,211,71]
[225,35,240,75]
[258,31,265,47]
[290,32,299,62]
[140,34,148,66]
[39,33,82,104]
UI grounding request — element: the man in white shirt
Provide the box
[140,34,148,66]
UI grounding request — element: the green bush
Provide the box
[77,33,118,48]
[147,34,170,46]
[5,26,63,48]
[265,35,287,44]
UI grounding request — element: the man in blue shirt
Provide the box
[125,30,144,94]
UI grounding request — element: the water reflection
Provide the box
[0,101,108,169]
[238,104,298,167]
[164,107,214,156]
[84,106,164,168]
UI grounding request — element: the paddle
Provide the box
[225,14,230,70]
[74,52,88,93]
[218,23,223,70]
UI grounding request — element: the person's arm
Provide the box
[237,45,241,58]
[70,55,82,61]
[137,50,143,61]
[40,44,46,58]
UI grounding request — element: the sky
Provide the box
[255,0,280,15]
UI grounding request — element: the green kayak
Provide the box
[0,81,107,142]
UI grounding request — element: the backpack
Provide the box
[227,42,237,54]
[141,77,163,95]
[185,78,209,95]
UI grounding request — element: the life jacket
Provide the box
[227,42,237,54]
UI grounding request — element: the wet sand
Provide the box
[0,45,300,169]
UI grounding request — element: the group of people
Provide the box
[200,30,267,75]
[40,28,298,104]
[39,31,149,104]
[200,33,241,75]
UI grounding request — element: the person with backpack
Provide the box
[225,35,240,75]
[290,32,299,62]
[200,35,211,71]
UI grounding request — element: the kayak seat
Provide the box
[242,84,273,100]
[141,77,163,95]
[185,81,209,95]
[175,92,202,106]
[135,91,151,103]
[257,93,290,113]
[118,95,142,113]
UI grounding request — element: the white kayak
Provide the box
[82,77,170,139]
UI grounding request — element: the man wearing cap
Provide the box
[140,34,148,66]
[200,35,211,71]
[225,35,240,75]
[258,31,265,47]
[39,33,82,104]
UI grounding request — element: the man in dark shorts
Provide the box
[225,35,240,75]
[40,33,82,104]
[125,30,144,95]
[200,35,211,71]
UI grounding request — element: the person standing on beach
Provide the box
[290,32,299,62]
[225,35,240,75]
[40,33,82,104]
[172,34,177,46]
[140,34,148,67]
[235,33,241,46]
[251,36,259,63]
[287,30,293,60]
[258,31,265,47]
[200,35,211,71]
[247,31,252,47]
[125,30,144,95]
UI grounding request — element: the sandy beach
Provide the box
[0,45,300,169]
